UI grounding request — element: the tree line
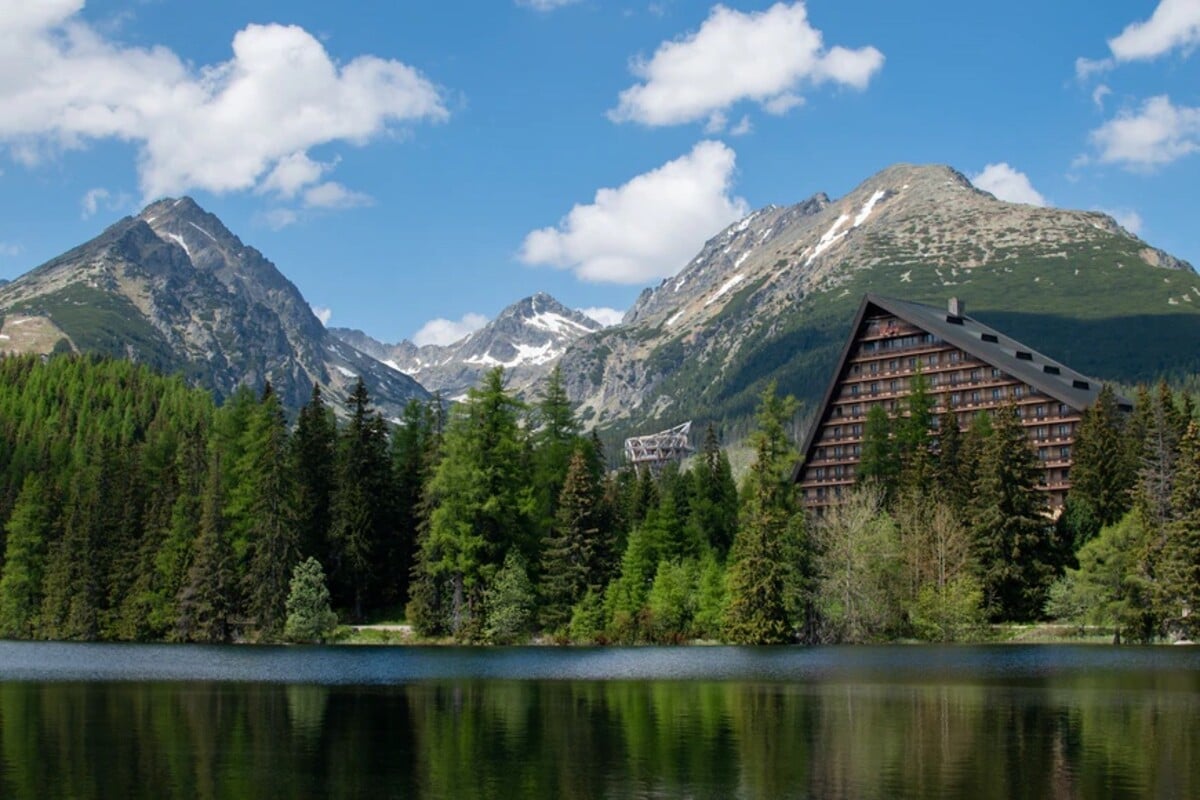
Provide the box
[0,353,1197,644]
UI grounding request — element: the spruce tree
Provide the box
[858,404,898,496]
[236,387,298,640]
[485,551,535,644]
[176,452,236,643]
[688,423,739,558]
[284,557,339,643]
[1067,384,1134,545]
[539,448,601,632]
[725,383,808,644]
[290,384,336,563]
[328,378,391,620]
[969,406,1057,621]
[411,368,534,639]
[1159,421,1200,638]
[0,476,50,638]
[531,365,581,532]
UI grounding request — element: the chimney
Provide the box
[948,297,964,317]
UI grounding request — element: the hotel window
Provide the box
[815,468,825,479]
[1038,448,1048,461]
[970,391,981,404]
[870,382,880,396]
[1036,427,1048,441]
[889,359,899,372]
[833,426,842,439]
[1036,405,1046,419]
[1060,446,1071,460]
[991,368,1002,378]
[853,444,862,457]
[928,353,940,366]
[950,393,961,407]
[949,351,960,363]
[970,369,982,381]
[991,388,1002,401]
[870,361,879,374]
[833,446,844,458]
[851,404,862,417]
[850,384,860,397]
[1059,404,1070,416]
[852,423,863,436]
[1014,386,1024,399]
[908,357,917,369]
[1057,424,1071,438]
[850,364,861,376]
[889,380,899,393]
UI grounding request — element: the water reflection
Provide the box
[0,652,1197,799]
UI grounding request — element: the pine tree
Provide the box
[328,378,392,620]
[934,409,970,513]
[485,551,535,644]
[725,383,808,644]
[531,365,581,532]
[1066,384,1134,545]
[539,448,601,632]
[0,476,50,637]
[176,452,236,643]
[895,369,935,494]
[1159,421,1200,639]
[284,557,339,643]
[411,368,534,639]
[236,387,298,640]
[969,406,1058,621]
[858,404,898,497]
[290,384,336,563]
[688,424,739,558]
[389,398,438,610]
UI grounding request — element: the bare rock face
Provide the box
[0,197,427,418]
[331,292,604,401]
[556,163,1198,436]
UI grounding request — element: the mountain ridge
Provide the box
[331,291,604,400]
[0,197,428,418]
[556,162,1198,439]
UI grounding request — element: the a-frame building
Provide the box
[793,294,1130,512]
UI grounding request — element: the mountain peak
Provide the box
[330,290,601,400]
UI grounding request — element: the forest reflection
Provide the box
[1,676,1196,799]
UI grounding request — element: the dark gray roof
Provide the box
[793,293,1126,482]
[864,293,1117,411]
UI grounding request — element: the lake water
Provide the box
[0,643,1197,799]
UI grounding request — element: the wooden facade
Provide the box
[794,295,1128,513]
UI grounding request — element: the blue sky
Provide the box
[1,1,1197,345]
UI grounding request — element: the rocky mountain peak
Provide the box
[0,197,427,418]
[330,291,603,400]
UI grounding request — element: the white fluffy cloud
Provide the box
[520,140,749,284]
[310,305,333,326]
[578,307,625,327]
[0,241,21,257]
[969,163,1048,207]
[0,1,448,199]
[609,2,883,128]
[1090,95,1200,168]
[413,312,489,347]
[1108,0,1200,62]
[302,182,372,209]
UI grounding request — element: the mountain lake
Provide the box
[0,642,1196,799]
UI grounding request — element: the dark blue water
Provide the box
[1,643,1197,798]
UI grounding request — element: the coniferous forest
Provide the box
[0,353,1197,645]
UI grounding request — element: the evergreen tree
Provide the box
[1159,421,1200,638]
[411,368,534,639]
[39,467,103,640]
[284,557,339,643]
[236,387,298,640]
[176,453,236,643]
[895,369,935,494]
[485,551,535,644]
[725,383,808,644]
[531,365,581,532]
[389,398,438,610]
[328,378,392,620]
[970,406,1058,621]
[934,409,968,512]
[539,448,602,632]
[858,405,898,496]
[0,476,50,637]
[688,424,739,558]
[1066,384,1134,545]
[290,384,336,563]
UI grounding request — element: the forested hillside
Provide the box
[1,354,1197,644]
